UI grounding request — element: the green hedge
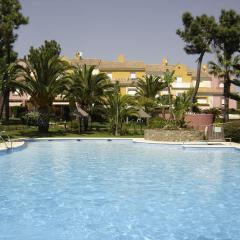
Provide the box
[224,121,240,143]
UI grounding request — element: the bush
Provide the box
[224,121,240,143]
[70,120,79,130]
[23,111,41,126]
[148,117,178,129]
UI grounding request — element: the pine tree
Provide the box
[0,0,28,120]
[177,13,216,110]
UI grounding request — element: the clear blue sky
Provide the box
[15,0,240,68]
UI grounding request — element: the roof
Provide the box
[138,109,151,118]
[66,56,211,80]
[70,59,101,67]
[99,61,145,71]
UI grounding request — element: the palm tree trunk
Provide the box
[3,42,11,122]
[0,94,4,120]
[38,106,50,133]
[3,90,10,121]
[191,51,205,111]
[167,85,173,119]
[223,75,230,123]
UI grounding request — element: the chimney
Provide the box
[161,58,168,66]
[75,51,83,60]
[118,54,125,63]
[202,64,208,73]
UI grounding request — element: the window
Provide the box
[197,98,208,104]
[12,90,19,96]
[221,98,225,105]
[92,69,100,75]
[130,72,136,79]
[107,72,112,80]
[219,82,224,88]
[176,77,182,83]
[127,87,137,96]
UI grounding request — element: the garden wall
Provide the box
[185,113,213,130]
[144,129,204,142]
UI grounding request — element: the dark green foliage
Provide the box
[162,70,175,118]
[14,40,70,132]
[104,82,138,135]
[67,64,110,115]
[148,117,178,129]
[23,111,41,126]
[214,10,240,59]
[136,75,166,99]
[209,53,240,122]
[211,10,240,122]
[177,12,216,104]
[224,121,240,143]
[0,0,28,120]
[173,89,194,127]
[177,13,216,55]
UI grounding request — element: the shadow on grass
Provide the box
[9,129,123,138]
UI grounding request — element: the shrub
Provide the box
[224,121,240,143]
[70,120,79,130]
[23,111,41,126]
[148,117,178,129]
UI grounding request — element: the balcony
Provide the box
[172,82,191,89]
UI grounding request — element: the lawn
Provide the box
[0,124,144,139]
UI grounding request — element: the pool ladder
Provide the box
[0,131,12,149]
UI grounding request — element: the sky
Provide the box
[15,0,240,68]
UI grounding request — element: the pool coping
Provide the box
[1,137,240,153]
[0,140,26,154]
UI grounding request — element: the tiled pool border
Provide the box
[1,138,240,154]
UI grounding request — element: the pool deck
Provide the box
[133,138,240,149]
[0,140,25,152]
[1,138,240,152]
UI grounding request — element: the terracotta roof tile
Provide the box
[99,61,145,71]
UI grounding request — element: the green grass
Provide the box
[1,125,143,139]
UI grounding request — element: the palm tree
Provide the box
[162,70,175,119]
[105,82,138,136]
[173,89,194,127]
[209,53,240,122]
[136,75,167,114]
[0,0,28,121]
[0,64,25,118]
[137,75,166,98]
[14,41,70,132]
[66,64,110,130]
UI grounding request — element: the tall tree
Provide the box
[0,0,28,120]
[177,13,216,108]
[212,10,240,122]
[209,53,240,109]
[162,70,175,119]
[173,89,194,127]
[136,75,167,114]
[66,64,110,130]
[14,40,70,133]
[104,82,138,136]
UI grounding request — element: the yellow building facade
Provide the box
[68,53,237,109]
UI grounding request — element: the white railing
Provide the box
[0,131,12,149]
[172,82,191,89]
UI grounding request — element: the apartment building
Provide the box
[9,53,237,113]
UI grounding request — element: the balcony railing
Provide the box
[172,82,191,89]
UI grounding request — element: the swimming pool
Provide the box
[0,140,240,240]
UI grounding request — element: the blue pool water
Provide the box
[0,140,240,240]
